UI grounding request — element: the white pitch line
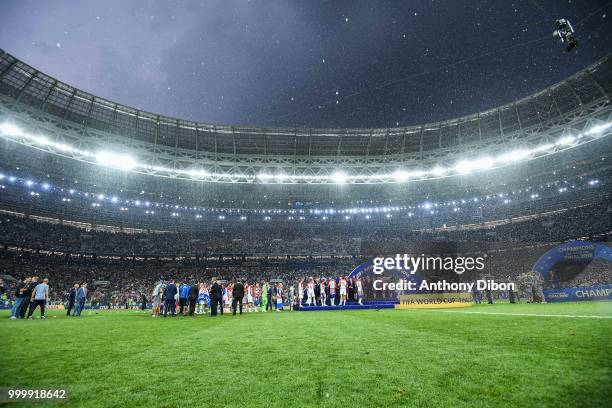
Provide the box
[411,310,612,319]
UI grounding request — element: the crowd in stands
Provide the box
[555,260,612,287]
[1,202,610,258]
[0,200,610,310]
[0,215,361,256]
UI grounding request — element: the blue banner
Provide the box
[544,284,612,302]
[532,240,612,281]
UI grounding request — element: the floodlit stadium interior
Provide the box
[0,7,611,402]
[0,49,610,298]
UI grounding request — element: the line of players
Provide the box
[150,276,364,317]
[298,276,364,307]
[151,280,287,317]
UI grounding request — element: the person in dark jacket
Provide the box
[66,283,79,316]
[232,280,245,315]
[209,279,222,317]
[10,277,30,319]
[314,279,321,305]
[187,283,198,316]
[0,278,5,307]
[140,293,147,311]
[266,284,273,311]
[164,280,178,317]
[21,276,38,318]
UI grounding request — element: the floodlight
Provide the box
[95,151,137,170]
[587,123,611,135]
[0,122,23,136]
[498,149,530,163]
[392,170,410,182]
[32,135,50,145]
[556,136,576,146]
[473,157,493,170]
[331,171,348,184]
[257,173,272,181]
[431,166,446,176]
[454,161,472,174]
[275,173,289,182]
[188,169,209,179]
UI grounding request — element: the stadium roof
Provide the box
[0,50,611,184]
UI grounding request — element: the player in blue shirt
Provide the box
[27,278,49,320]
[178,283,190,315]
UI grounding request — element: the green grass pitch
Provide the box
[1,302,611,407]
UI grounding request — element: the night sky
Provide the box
[1,0,611,129]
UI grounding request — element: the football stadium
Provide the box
[1,2,611,407]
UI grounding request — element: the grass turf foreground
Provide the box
[0,302,611,408]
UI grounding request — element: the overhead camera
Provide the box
[553,18,578,52]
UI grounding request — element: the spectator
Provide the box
[27,278,49,320]
[66,283,79,317]
[178,282,190,315]
[187,284,198,317]
[164,280,177,317]
[209,279,222,317]
[10,277,30,319]
[74,283,88,317]
[232,280,245,315]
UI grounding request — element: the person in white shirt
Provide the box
[356,277,364,305]
[246,284,254,313]
[298,279,304,306]
[320,278,327,306]
[339,277,347,306]
[151,281,163,317]
[306,278,316,306]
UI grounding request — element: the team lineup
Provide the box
[150,276,365,317]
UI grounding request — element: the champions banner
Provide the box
[532,240,612,281]
[395,292,473,309]
[544,284,612,302]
